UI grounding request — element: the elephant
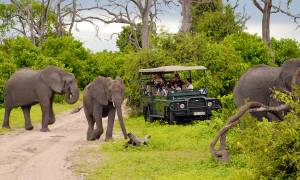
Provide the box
[3,66,80,132]
[233,59,300,121]
[83,76,127,141]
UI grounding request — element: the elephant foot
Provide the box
[25,125,34,130]
[105,137,113,142]
[87,136,96,141]
[40,127,50,132]
[48,119,56,125]
[2,125,11,129]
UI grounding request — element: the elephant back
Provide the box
[233,65,281,108]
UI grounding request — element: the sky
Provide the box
[4,0,298,52]
[71,0,300,52]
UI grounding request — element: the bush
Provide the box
[194,6,243,41]
[80,51,125,87]
[195,42,249,96]
[271,38,300,65]
[230,90,300,178]
[3,36,40,68]
[222,32,272,65]
[0,50,16,104]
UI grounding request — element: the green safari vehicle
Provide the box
[139,65,221,124]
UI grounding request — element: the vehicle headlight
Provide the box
[179,103,185,109]
[207,102,213,107]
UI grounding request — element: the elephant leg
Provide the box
[40,100,50,132]
[48,98,56,125]
[21,106,33,130]
[105,108,116,141]
[86,114,96,141]
[2,107,12,129]
[267,112,283,121]
[92,104,104,140]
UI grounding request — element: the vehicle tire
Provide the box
[168,110,176,125]
[144,107,154,122]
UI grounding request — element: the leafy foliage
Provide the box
[194,6,243,41]
[271,38,300,65]
[223,32,272,65]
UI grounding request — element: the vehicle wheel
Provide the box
[144,107,154,122]
[168,110,176,125]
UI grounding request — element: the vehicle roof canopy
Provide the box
[139,65,207,74]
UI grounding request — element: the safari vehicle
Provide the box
[139,66,221,124]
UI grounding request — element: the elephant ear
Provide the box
[277,59,300,92]
[40,66,64,93]
[91,77,109,106]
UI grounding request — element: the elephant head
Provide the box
[275,59,300,93]
[40,66,79,104]
[108,77,127,139]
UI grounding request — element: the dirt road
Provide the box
[0,110,90,180]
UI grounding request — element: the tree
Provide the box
[252,0,300,49]
[176,0,223,33]
[75,0,165,49]
[0,0,78,45]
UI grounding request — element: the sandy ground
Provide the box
[0,110,95,180]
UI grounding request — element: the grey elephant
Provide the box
[83,76,127,141]
[234,59,300,121]
[3,66,79,131]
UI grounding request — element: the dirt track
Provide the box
[0,110,92,180]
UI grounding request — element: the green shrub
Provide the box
[222,32,272,65]
[0,50,16,104]
[231,90,300,178]
[271,38,300,65]
[3,36,40,67]
[194,6,243,41]
[195,42,249,96]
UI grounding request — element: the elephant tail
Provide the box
[70,104,83,114]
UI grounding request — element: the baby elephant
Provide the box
[3,66,80,131]
[83,76,127,141]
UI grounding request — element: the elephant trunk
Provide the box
[65,84,79,104]
[116,104,127,139]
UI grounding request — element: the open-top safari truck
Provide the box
[139,65,221,124]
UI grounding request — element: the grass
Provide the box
[73,117,257,180]
[0,94,82,133]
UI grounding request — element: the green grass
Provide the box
[0,94,82,133]
[73,117,257,180]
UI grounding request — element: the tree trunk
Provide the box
[39,0,51,46]
[57,0,63,36]
[68,0,76,35]
[262,0,272,48]
[140,0,153,49]
[179,0,192,33]
[27,7,35,45]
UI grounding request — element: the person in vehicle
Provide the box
[173,82,182,91]
[184,77,193,90]
[153,73,166,95]
[172,73,183,89]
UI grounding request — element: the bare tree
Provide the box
[39,0,52,46]
[75,0,164,49]
[252,0,300,48]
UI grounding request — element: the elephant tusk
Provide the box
[112,102,115,108]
